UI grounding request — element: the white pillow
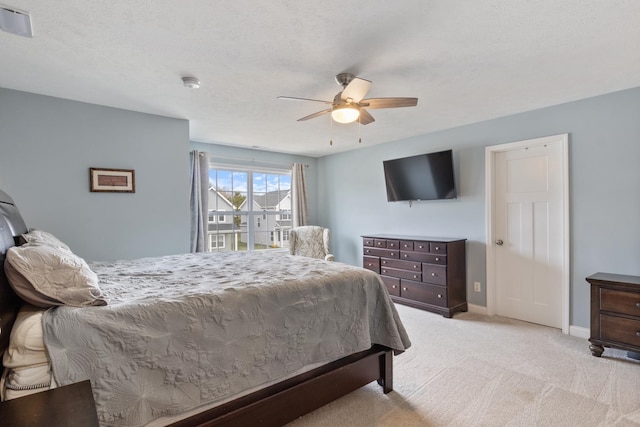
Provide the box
[20,229,71,251]
[5,244,107,308]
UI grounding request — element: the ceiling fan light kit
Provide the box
[278,72,418,134]
[331,105,360,124]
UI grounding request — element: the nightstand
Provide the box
[0,380,98,426]
[587,272,640,357]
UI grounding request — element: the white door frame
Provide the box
[485,134,570,334]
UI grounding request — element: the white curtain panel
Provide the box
[291,163,308,227]
[189,150,209,252]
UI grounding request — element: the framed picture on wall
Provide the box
[89,168,135,193]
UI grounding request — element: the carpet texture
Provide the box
[288,304,640,426]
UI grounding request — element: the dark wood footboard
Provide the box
[171,345,393,427]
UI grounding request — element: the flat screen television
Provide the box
[383,149,457,202]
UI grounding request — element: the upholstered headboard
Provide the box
[0,189,28,368]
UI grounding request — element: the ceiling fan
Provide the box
[278,73,418,125]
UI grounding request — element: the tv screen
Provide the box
[383,149,457,202]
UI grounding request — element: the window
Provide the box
[208,234,225,249]
[208,210,227,224]
[207,164,291,252]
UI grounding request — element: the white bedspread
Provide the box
[42,251,411,427]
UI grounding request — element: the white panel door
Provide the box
[494,141,565,328]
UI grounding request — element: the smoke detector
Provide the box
[182,76,200,89]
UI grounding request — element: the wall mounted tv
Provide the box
[383,149,457,202]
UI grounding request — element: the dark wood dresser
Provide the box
[587,272,640,357]
[362,234,467,318]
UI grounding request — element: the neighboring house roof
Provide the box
[253,190,290,210]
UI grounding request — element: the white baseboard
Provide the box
[466,304,590,339]
[467,303,487,315]
[569,325,590,339]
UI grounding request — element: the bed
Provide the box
[0,189,411,426]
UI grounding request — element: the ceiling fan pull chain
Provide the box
[329,113,333,145]
[358,117,362,143]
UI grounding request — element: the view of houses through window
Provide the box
[207,165,292,252]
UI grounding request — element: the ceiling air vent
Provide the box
[0,6,33,38]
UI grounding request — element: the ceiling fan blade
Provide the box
[358,109,375,125]
[297,109,331,121]
[341,78,372,103]
[360,97,418,109]
[278,96,333,105]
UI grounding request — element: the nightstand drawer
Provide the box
[600,314,640,347]
[601,289,640,317]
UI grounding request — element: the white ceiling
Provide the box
[1,1,640,157]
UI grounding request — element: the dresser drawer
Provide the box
[413,241,430,252]
[381,266,422,281]
[363,237,374,247]
[400,280,447,307]
[600,289,640,317]
[422,264,447,285]
[380,258,421,271]
[400,251,432,263]
[600,314,640,347]
[424,254,447,265]
[373,239,400,249]
[399,240,414,250]
[430,243,447,254]
[363,247,399,259]
[381,275,400,297]
[363,256,380,273]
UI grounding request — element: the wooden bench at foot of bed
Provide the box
[171,345,393,427]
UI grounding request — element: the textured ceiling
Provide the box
[1,1,640,157]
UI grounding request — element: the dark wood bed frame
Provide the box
[0,189,394,426]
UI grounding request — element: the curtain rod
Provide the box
[203,153,309,168]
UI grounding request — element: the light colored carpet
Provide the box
[288,304,640,426]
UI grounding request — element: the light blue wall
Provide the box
[189,141,319,225]
[317,86,640,328]
[0,88,190,261]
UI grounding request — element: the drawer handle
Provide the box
[418,245,424,249]
[368,263,372,266]
[392,285,396,289]
[403,287,407,291]
[636,331,640,337]
[365,250,370,253]
[435,257,440,261]
[390,252,395,256]
[403,254,408,258]
[413,275,418,279]
[382,269,387,273]
[431,273,436,277]
[636,303,640,309]
[435,246,440,250]
[413,265,418,269]
[437,294,442,298]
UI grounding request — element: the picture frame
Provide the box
[89,168,135,193]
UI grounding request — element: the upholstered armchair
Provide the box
[289,226,335,261]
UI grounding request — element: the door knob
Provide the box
[496,239,504,246]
